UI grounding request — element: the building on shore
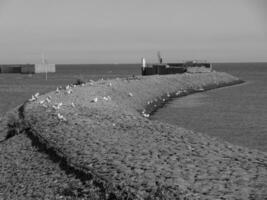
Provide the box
[141,61,213,76]
[0,54,56,74]
[0,63,56,74]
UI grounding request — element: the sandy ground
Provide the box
[1,72,266,199]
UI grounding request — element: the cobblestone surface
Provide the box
[0,134,103,199]
[1,72,267,199]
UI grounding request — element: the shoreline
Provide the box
[142,78,244,117]
[1,72,266,199]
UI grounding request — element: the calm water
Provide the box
[151,63,267,152]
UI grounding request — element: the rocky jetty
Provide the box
[1,72,266,199]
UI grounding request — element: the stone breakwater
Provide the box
[1,72,267,200]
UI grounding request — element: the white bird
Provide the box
[39,100,45,104]
[71,102,75,108]
[29,95,36,102]
[34,93,40,99]
[65,85,70,90]
[103,96,109,101]
[143,113,150,118]
[56,87,60,93]
[66,89,72,94]
[128,92,133,97]
[108,82,112,87]
[91,97,98,103]
[53,102,63,110]
[176,91,181,95]
[45,97,51,103]
[57,113,67,121]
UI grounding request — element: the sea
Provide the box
[151,63,267,152]
[0,63,266,152]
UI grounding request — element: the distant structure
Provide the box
[141,52,212,76]
[157,51,163,64]
[0,55,56,74]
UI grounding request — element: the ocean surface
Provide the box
[151,63,267,152]
[0,63,266,152]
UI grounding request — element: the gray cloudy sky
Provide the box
[0,0,266,64]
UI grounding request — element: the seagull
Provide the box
[45,97,51,103]
[91,97,98,103]
[56,87,60,93]
[108,82,112,87]
[53,102,63,110]
[65,85,70,90]
[39,100,45,104]
[71,102,75,108]
[29,95,36,102]
[143,113,150,118]
[176,91,181,95]
[128,92,133,97]
[197,88,204,92]
[34,93,40,99]
[66,89,72,94]
[103,96,109,101]
[57,113,67,121]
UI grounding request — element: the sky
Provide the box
[0,0,266,64]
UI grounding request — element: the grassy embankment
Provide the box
[1,72,267,199]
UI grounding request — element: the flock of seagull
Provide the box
[27,80,138,122]
[27,78,205,123]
